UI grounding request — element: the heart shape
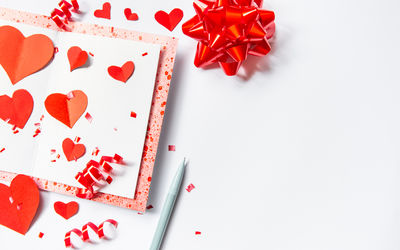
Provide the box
[67,46,88,71]
[54,201,79,220]
[94,2,111,19]
[0,89,34,129]
[0,175,39,235]
[44,90,88,128]
[154,8,184,31]
[124,8,139,21]
[0,25,54,84]
[108,61,135,83]
[62,138,86,161]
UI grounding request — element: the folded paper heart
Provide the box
[54,201,79,220]
[0,25,54,84]
[108,61,134,83]
[0,89,34,129]
[0,175,40,235]
[94,2,111,19]
[154,8,183,32]
[45,90,88,128]
[67,46,88,71]
[124,8,139,21]
[62,138,86,161]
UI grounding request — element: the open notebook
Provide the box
[0,8,177,212]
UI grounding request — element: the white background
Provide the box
[0,0,399,249]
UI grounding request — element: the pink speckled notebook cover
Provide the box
[0,7,177,212]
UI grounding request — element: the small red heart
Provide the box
[154,8,183,32]
[0,175,39,235]
[0,89,33,129]
[44,90,88,128]
[108,61,135,83]
[54,201,79,220]
[94,2,111,19]
[62,138,86,161]
[67,46,88,71]
[124,8,139,21]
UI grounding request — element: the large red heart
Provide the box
[124,8,139,21]
[0,89,34,129]
[0,175,39,235]
[67,46,88,71]
[44,90,88,128]
[108,61,134,83]
[0,25,54,84]
[154,8,184,31]
[54,201,79,220]
[62,138,86,161]
[94,2,111,19]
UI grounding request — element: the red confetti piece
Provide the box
[89,52,94,57]
[12,125,17,131]
[40,115,44,121]
[13,130,19,134]
[0,148,5,153]
[64,219,118,248]
[142,52,148,56]
[38,232,44,238]
[195,231,201,235]
[146,205,153,210]
[168,145,175,151]
[92,147,100,156]
[51,149,56,154]
[113,127,118,131]
[74,136,81,143]
[33,134,39,138]
[57,154,61,159]
[186,183,195,192]
[51,159,56,163]
[85,112,93,123]
[130,111,137,118]
[34,123,40,126]
[137,212,143,215]
[54,47,59,53]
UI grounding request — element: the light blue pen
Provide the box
[150,158,186,250]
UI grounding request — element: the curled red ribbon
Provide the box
[75,154,123,199]
[64,219,118,248]
[182,0,275,76]
[50,0,80,30]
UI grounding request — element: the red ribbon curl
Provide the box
[50,0,80,30]
[182,0,275,76]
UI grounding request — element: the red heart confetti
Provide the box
[62,138,86,161]
[44,90,88,128]
[54,201,79,220]
[108,61,134,83]
[94,2,111,19]
[0,175,40,235]
[154,8,183,32]
[0,89,33,129]
[67,46,88,71]
[124,8,139,21]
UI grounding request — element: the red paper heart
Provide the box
[94,2,111,19]
[67,46,88,71]
[124,8,139,21]
[108,61,134,83]
[0,25,54,84]
[54,201,79,220]
[0,89,33,129]
[44,90,88,128]
[0,175,39,235]
[154,8,184,32]
[62,138,86,161]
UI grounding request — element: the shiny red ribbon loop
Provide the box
[182,0,275,75]
[65,219,118,248]
[50,0,79,30]
[75,154,123,199]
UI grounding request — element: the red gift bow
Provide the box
[182,0,275,76]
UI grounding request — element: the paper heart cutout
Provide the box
[108,61,134,83]
[0,89,34,129]
[154,8,184,32]
[54,201,79,220]
[44,90,88,128]
[0,25,54,84]
[62,138,86,161]
[124,8,139,21]
[0,175,39,235]
[94,2,111,19]
[68,46,88,71]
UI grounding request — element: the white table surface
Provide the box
[0,0,400,249]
